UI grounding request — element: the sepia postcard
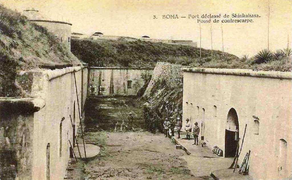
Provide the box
[0,0,291,179]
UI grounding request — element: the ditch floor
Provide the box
[66,131,212,180]
[84,97,145,132]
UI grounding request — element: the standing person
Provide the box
[176,117,182,139]
[128,112,134,130]
[185,119,192,140]
[163,118,170,138]
[169,117,176,137]
[193,122,200,145]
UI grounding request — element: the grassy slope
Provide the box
[71,38,239,68]
[72,39,292,71]
[0,5,81,97]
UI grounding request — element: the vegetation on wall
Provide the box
[0,5,81,97]
[71,38,239,68]
[142,63,183,133]
[72,39,292,71]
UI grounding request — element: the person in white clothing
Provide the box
[185,119,192,140]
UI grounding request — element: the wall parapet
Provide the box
[30,19,72,26]
[182,68,292,79]
[45,66,84,81]
[90,67,154,70]
[20,66,85,82]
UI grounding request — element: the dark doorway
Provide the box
[225,130,237,157]
[225,108,239,157]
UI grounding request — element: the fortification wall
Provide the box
[0,98,37,179]
[0,66,88,180]
[89,67,153,96]
[31,66,88,180]
[183,68,292,180]
[32,20,72,50]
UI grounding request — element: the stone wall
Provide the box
[143,62,182,98]
[142,62,183,133]
[0,98,37,179]
[0,66,88,179]
[182,68,292,180]
[89,67,153,96]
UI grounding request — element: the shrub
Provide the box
[252,49,274,64]
[274,50,286,60]
[240,55,249,62]
[282,48,292,57]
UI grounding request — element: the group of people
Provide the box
[163,118,200,145]
[163,116,182,138]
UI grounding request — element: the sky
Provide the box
[1,0,292,57]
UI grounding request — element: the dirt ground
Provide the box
[84,97,145,131]
[68,131,211,180]
[67,97,212,180]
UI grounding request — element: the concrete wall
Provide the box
[31,66,88,180]
[182,68,292,180]
[89,67,153,96]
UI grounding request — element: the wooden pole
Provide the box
[210,19,213,56]
[200,21,202,59]
[268,0,270,50]
[233,140,240,172]
[70,115,82,158]
[73,72,87,158]
[229,138,239,169]
[229,124,247,170]
[287,34,290,50]
[221,22,224,55]
[239,124,247,156]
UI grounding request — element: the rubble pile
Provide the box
[142,62,183,133]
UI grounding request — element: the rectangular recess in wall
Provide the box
[127,80,132,89]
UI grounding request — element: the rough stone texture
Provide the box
[143,62,182,98]
[0,66,88,180]
[0,104,34,180]
[183,68,292,180]
[0,5,82,97]
[142,62,183,133]
[89,67,152,96]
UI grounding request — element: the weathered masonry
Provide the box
[0,66,88,180]
[23,9,72,50]
[89,67,153,96]
[182,68,292,180]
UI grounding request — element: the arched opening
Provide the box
[201,108,206,141]
[225,108,239,157]
[59,117,65,157]
[278,139,288,178]
[254,119,260,135]
[46,143,50,180]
